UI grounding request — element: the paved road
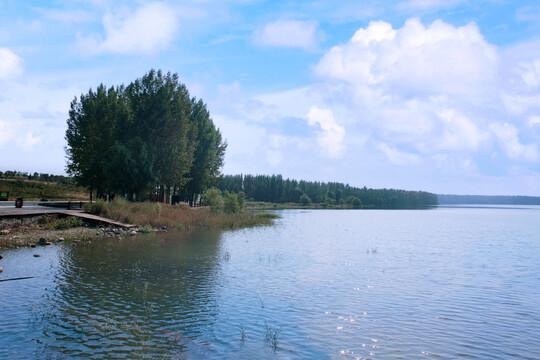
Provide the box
[0,206,135,228]
[0,201,43,209]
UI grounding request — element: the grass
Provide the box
[0,178,87,201]
[38,215,84,230]
[84,199,278,230]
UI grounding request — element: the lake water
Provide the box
[1,206,539,359]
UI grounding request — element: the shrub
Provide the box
[84,200,106,215]
[237,191,246,210]
[299,193,311,206]
[55,216,84,229]
[351,196,363,209]
[139,225,154,233]
[224,192,240,214]
[203,188,224,214]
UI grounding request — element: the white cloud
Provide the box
[436,109,489,152]
[78,2,179,55]
[39,8,96,23]
[515,59,540,90]
[310,18,502,164]
[305,106,345,157]
[376,142,420,165]
[254,19,321,50]
[0,48,22,78]
[398,0,466,11]
[528,116,540,127]
[316,18,498,97]
[0,119,15,147]
[489,123,539,162]
[17,132,44,150]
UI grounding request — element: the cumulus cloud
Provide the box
[376,142,420,165]
[78,2,179,55]
[254,19,321,50]
[312,18,502,162]
[316,18,498,97]
[515,59,540,90]
[0,48,22,78]
[489,123,539,162]
[435,109,489,152]
[305,106,345,157]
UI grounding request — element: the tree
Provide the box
[299,193,311,205]
[65,84,124,200]
[65,69,226,203]
[182,99,226,205]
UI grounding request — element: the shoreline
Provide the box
[0,222,149,250]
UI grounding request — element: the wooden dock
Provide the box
[0,208,136,228]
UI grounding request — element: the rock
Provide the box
[45,242,53,246]
[33,254,41,258]
[73,239,80,243]
[130,230,138,236]
[0,254,3,260]
[57,238,65,242]
[30,244,37,248]
[0,229,10,235]
[0,267,3,272]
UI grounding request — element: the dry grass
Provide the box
[86,199,278,231]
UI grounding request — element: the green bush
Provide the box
[224,192,240,213]
[139,225,154,233]
[203,188,224,214]
[351,196,363,209]
[55,216,84,229]
[237,191,246,210]
[84,200,106,215]
[299,193,311,206]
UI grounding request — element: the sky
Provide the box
[1,0,540,196]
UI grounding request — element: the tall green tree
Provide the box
[65,84,124,200]
[65,69,225,203]
[182,99,227,205]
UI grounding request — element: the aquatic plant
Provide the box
[264,322,281,352]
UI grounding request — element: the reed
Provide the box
[86,199,277,230]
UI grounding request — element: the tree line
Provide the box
[65,69,226,204]
[218,174,438,209]
[438,194,540,205]
[1,170,74,184]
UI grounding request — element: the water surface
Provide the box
[1,206,539,359]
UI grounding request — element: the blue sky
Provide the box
[1,0,540,195]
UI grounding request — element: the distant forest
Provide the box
[218,174,438,209]
[438,194,540,205]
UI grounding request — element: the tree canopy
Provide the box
[65,69,226,202]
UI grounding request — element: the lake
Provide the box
[1,206,539,359]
